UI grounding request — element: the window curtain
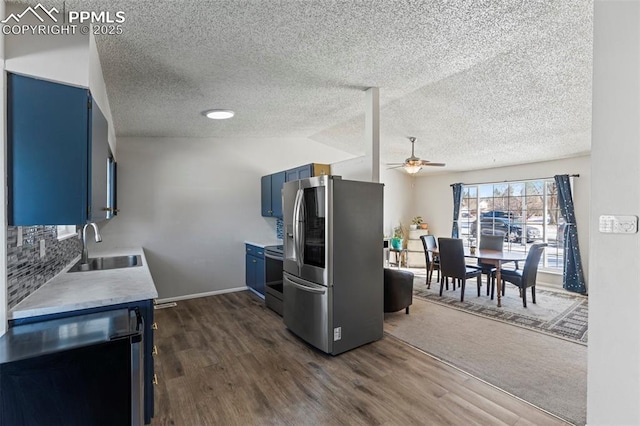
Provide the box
[451,183,463,238]
[554,175,587,294]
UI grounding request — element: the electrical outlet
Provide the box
[17,227,23,247]
[333,327,342,341]
[39,239,46,258]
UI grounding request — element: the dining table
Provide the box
[427,247,528,307]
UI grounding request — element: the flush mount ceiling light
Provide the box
[202,109,235,120]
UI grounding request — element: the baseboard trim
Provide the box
[156,286,247,304]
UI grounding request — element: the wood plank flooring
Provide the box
[151,291,570,425]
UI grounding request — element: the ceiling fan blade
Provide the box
[386,162,405,166]
[420,162,446,167]
[386,165,405,169]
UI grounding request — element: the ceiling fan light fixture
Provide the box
[403,161,422,174]
[203,109,235,120]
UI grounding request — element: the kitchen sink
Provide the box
[68,255,143,272]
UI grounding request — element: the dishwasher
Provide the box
[0,308,144,426]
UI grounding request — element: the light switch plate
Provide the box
[17,227,23,247]
[39,239,46,258]
[598,215,638,234]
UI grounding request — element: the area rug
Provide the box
[384,298,587,425]
[409,270,588,344]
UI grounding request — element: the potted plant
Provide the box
[410,216,423,230]
[391,223,404,250]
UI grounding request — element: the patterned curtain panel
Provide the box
[451,183,463,238]
[554,175,587,294]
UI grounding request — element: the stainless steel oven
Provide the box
[264,244,284,316]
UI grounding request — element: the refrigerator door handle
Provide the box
[299,195,306,266]
[293,188,304,270]
[285,273,326,295]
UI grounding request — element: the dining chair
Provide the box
[437,238,482,302]
[494,243,547,307]
[420,235,440,287]
[477,234,504,295]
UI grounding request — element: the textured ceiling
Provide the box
[14,0,593,173]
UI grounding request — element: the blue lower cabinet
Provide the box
[245,244,266,297]
[10,300,156,424]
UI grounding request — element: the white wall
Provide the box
[91,136,352,300]
[588,1,640,424]
[329,156,415,237]
[412,155,591,286]
[4,3,89,87]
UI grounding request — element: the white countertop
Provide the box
[244,240,282,248]
[9,247,158,320]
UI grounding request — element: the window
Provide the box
[57,225,78,241]
[458,178,567,271]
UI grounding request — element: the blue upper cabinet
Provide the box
[271,172,285,217]
[261,171,285,217]
[285,164,330,182]
[90,102,110,221]
[261,164,329,218]
[7,73,112,226]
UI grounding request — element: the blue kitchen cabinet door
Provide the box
[8,73,90,225]
[260,171,285,217]
[255,256,266,295]
[90,101,111,221]
[245,244,266,297]
[285,164,312,182]
[270,171,285,217]
[246,252,257,290]
[260,175,271,216]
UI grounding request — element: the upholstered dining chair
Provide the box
[383,268,414,314]
[494,243,547,307]
[437,238,482,302]
[420,235,440,287]
[477,234,504,295]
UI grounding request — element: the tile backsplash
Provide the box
[6,226,82,309]
[276,218,283,240]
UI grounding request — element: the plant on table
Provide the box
[391,223,405,250]
[410,216,423,230]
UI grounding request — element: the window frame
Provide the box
[458,177,571,273]
[56,225,78,241]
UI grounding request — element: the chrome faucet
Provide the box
[81,222,102,264]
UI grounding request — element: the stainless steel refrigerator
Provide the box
[283,175,383,355]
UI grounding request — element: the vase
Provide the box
[420,223,428,230]
[391,238,403,250]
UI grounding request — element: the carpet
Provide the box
[410,270,588,344]
[384,297,587,425]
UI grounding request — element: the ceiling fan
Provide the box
[387,136,446,174]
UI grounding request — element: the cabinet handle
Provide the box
[153,374,158,386]
[152,345,158,356]
[247,248,252,252]
[257,251,263,255]
[252,259,257,263]
[152,322,158,330]
[101,207,120,213]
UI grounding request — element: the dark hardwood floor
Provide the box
[151,291,569,425]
